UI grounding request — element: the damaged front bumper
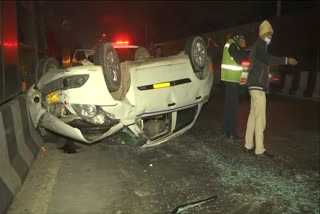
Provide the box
[26,86,123,143]
[40,113,123,143]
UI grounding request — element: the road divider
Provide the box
[277,71,320,101]
[0,95,44,214]
[312,72,320,99]
[295,71,309,97]
[281,73,294,95]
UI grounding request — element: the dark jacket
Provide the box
[228,42,245,64]
[247,38,288,92]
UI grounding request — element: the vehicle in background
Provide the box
[240,49,281,86]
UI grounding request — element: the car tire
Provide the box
[185,36,208,73]
[134,47,151,61]
[194,56,212,80]
[94,43,121,92]
[37,57,60,81]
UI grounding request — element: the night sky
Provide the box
[44,1,320,48]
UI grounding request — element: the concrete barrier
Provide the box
[295,71,309,97]
[312,72,320,99]
[281,73,294,95]
[0,95,43,214]
[273,71,320,101]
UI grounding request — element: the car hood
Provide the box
[36,66,102,90]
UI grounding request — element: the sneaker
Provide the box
[256,151,274,158]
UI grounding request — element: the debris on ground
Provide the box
[171,195,218,214]
[41,146,47,153]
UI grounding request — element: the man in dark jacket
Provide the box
[245,20,297,157]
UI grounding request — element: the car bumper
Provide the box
[40,113,124,143]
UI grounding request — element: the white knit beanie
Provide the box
[259,20,274,37]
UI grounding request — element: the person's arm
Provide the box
[228,43,243,64]
[256,42,287,66]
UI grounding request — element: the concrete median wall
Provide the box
[281,73,294,95]
[312,72,320,99]
[0,95,43,214]
[277,71,320,101]
[295,72,309,97]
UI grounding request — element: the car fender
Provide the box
[26,85,46,127]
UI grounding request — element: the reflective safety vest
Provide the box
[221,39,243,83]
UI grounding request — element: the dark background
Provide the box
[44,1,319,47]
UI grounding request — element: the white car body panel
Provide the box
[130,55,212,117]
[51,66,118,106]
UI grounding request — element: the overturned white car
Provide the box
[26,36,213,147]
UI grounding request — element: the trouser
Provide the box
[245,90,266,155]
[223,81,239,136]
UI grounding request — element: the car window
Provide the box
[71,50,93,67]
[115,48,137,62]
[74,51,87,62]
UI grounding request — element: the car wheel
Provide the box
[94,43,121,92]
[134,47,151,61]
[37,57,60,81]
[185,36,208,73]
[194,56,212,80]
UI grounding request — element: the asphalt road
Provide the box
[8,86,320,214]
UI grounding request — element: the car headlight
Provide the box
[91,113,105,125]
[72,104,97,118]
[71,104,115,125]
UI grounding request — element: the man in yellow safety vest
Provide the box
[221,32,246,140]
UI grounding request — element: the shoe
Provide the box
[244,148,255,153]
[229,135,244,140]
[256,151,274,158]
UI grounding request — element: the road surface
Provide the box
[8,86,320,214]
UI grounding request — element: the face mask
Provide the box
[264,38,271,45]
